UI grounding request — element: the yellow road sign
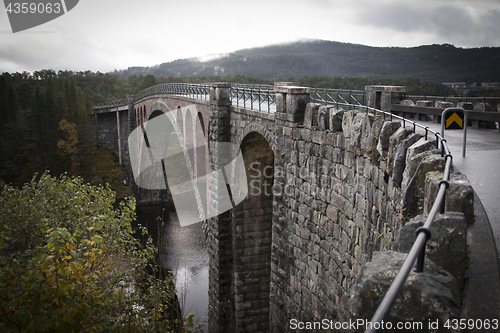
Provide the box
[446,112,464,129]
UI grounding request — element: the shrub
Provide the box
[0,173,191,332]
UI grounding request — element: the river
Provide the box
[136,201,209,328]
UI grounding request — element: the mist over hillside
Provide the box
[114,39,500,83]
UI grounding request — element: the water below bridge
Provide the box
[135,201,209,328]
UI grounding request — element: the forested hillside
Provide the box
[0,64,487,187]
[115,39,500,83]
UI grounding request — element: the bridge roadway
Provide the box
[411,119,500,321]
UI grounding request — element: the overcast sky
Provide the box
[1,0,499,74]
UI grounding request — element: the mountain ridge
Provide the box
[115,39,500,83]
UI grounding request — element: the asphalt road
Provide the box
[410,119,500,254]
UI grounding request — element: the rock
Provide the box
[405,137,437,167]
[435,101,454,109]
[350,251,461,331]
[402,153,446,218]
[304,103,320,128]
[473,103,497,129]
[328,107,344,132]
[318,105,328,130]
[416,100,433,107]
[400,99,415,106]
[424,171,475,226]
[343,111,366,150]
[387,127,413,176]
[456,102,474,111]
[391,133,422,188]
[376,121,401,159]
[401,149,441,194]
[474,102,493,111]
[393,213,467,290]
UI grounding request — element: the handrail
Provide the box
[310,87,366,107]
[93,83,210,110]
[311,98,453,333]
[231,83,276,113]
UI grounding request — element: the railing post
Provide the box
[415,228,432,272]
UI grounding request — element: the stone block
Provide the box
[424,171,475,226]
[350,251,460,328]
[275,93,285,113]
[402,153,445,218]
[404,137,437,167]
[376,121,401,159]
[342,111,367,151]
[328,107,344,132]
[304,103,320,128]
[435,101,454,109]
[416,100,433,107]
[393,212,467,289]
[387,127,412,175]
[456,102,474,110]
[400,99,415,106]
[286,93,310,116]
[474,102,493,111]
[317,105,328,130]
[401,149,440,195]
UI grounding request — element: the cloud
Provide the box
[354,1,500,47]
[0,0,498,74]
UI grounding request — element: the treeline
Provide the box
[0,71,127,190]
[0,69,460,187]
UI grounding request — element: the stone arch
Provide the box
[145,100,171,120]
[195,112,208,178]
[237,122,276,157]
[231,131,274,332]
[197,112,205,136]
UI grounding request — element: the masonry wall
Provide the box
[94,85,467,333]
[270,109,414,331]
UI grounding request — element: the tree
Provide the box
[0,174,188,332]
[58,119,80,175]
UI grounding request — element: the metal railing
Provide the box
[93,83,210,110]
[310,88,366,107]
[231,83,276,113]
[93,97,129,109]
[133,83,210,102]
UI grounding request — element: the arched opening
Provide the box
[232,131,274,332]
[197,112,205,136]
[195,112,207,178]
[176,106,183,138]
[185,110,194,168]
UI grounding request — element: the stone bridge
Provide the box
[94,83,475,332]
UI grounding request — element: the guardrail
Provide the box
[311,88,366,107]
[406,94,500,110]
[93,83,210,110]
[231,83,276,113]
[312,98,453,333]
[94,84,369,114]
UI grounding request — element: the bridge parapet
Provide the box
[92,82,476,332]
